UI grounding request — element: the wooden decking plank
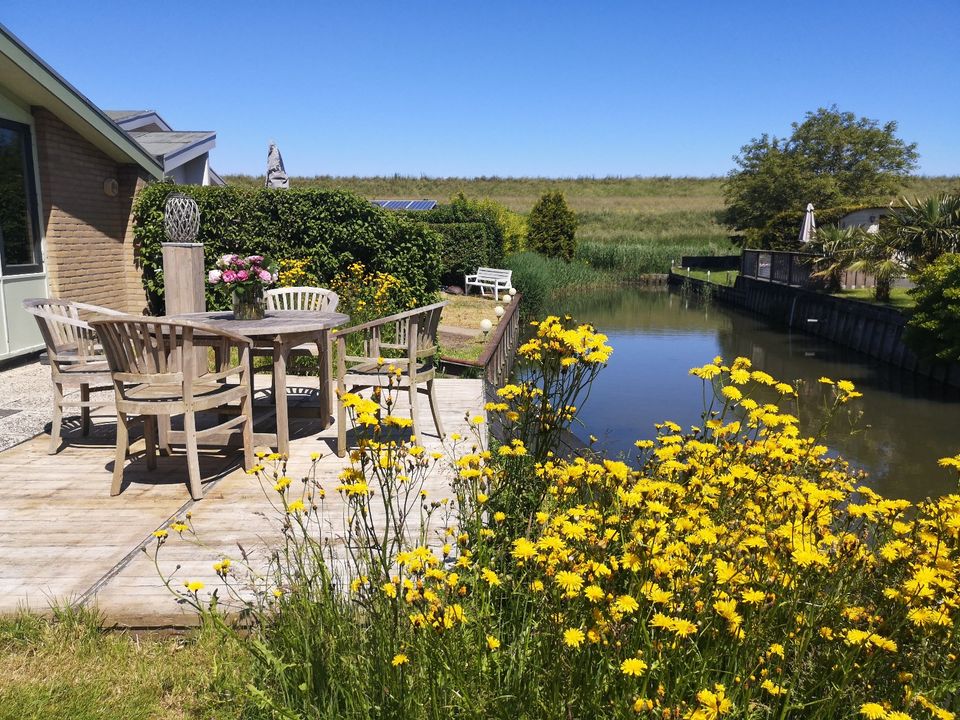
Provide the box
[0,379,485,626]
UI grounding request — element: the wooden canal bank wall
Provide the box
[668,272,960,389]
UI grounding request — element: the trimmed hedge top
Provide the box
[133,184,442,313]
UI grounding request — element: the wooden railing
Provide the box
[741,250,816,288]
[440,294,522,387]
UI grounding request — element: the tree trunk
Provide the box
[874,276,892,303]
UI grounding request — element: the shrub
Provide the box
[906,252,960,361]
[152,338,960,720]
[329,261,418,328]
[469,197,527,253]
[133,184,442,313]
[528,191,577,261]
[427,222,490,285]
[408,194,506,277]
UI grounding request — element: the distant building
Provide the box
[838,207,894,234]
[107,110,224,186]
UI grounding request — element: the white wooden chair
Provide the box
[90,316,254,500]
[23,298,126,453]
[335,301,447,456]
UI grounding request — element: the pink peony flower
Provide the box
[258,269,272,283]
[222,269,237,282]
[236,269,249,281]
[208,269,222,285]
[247,255,264,265]
[218,254,239,268]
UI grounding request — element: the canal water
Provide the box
[555,287,960,501]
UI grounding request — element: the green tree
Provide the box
[723,106,918,234]
[527,191,577,261]
[905,253,960,362]
[886,193,960,271]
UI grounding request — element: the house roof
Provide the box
[129,130,217,171]
[0,23,163,178]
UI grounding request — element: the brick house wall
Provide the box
[32,108,149,314]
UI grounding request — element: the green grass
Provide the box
[830,287,915,309]
[0,607,244,719]
[677,268,740,286]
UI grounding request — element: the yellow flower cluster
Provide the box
[277,258,312,287]
[467,357,960,717]
[518,315,613,366]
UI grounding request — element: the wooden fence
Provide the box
[440,294,522,387]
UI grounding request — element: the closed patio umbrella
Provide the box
[265,142,289,189]
[799,202,816,244]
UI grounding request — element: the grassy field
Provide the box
[224,175,958,279]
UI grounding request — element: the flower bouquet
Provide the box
[208,254,278,320]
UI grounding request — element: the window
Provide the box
[0,118,42,274]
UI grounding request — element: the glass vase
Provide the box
[232,285,265,321]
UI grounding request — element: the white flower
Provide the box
[208,269,223,284]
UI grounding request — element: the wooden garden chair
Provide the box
[23,298,126,453]
[90,316,254,500]
[335,301,447,456]
[257,286,341,415]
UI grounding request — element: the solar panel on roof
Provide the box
[370,199,438,211]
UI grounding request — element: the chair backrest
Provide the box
[343,301,447,364]
[476,267,512,281]
[90,316,251,399]
[265,287,339,312]
[22,298,124,365]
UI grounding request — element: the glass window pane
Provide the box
[0,122,39,269]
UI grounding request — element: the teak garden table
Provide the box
[171,309,350,454]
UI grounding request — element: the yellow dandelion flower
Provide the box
[620,658,648,677]
[486,635,500,651]
[391,653,408,667]
[563,628,585,648]
[860,703,887,720]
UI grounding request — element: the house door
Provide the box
[0,117,46,361]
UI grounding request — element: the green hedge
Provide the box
[133,184,442,312]
[427,222,490,285]
[404,195,505,279]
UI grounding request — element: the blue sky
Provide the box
[4,1,958,177]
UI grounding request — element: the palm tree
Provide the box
[845,232,907,303]
[886,193,960,270]
[808,225,861,292]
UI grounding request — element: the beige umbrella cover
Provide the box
[799,203,816,244]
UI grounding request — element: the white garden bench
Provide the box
[464,267,513,301]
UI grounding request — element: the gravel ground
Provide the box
[0,358,113,452]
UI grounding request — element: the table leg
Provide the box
[273,338,290,455]
[317,329,332,430]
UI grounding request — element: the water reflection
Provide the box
[555,288,960,501]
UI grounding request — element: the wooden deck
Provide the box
[0,377,484,627]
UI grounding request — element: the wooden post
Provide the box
[161,242,206,315]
